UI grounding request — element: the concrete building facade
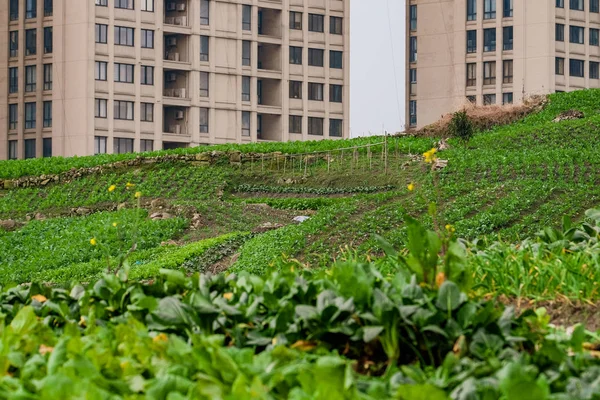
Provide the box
[406,0,600,129]
[0,0,350,160]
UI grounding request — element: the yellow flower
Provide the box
[423,148,438,164]
[445,224,456,233]
[79,316,86,327]
[112,222,118,228]
[223,292,234,301]
[407,183,415,191]
[90,238,97,246]
[108,185,116,192]
[39,344,54,355]
[32,294,48,303]
[134,191,142,198]
[153,333,168,343]
[126,182,135,188]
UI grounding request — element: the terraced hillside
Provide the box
[3,91,600,398]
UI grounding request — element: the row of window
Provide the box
[556,0,600,13]
[556,24,600,45]
[555,57,600,77]
[467,27,513,53]
[466,0,514,22]
[9,0,53,21]
[7,138,52,160]
[93,137,154,156]
[8,64,53,94]
[8,28,53,58]
[466,60,514,86]
[7,101,52,130]
[289,82,343,102]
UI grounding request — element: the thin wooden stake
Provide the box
[327,151,331,173]
[261,154,264,172]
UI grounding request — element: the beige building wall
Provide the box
[0,0,350,160]
[406,0,600,129]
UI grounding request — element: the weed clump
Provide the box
[448,110,474,146]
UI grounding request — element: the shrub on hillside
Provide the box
[448,110,474,145]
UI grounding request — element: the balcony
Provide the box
[257,113,282,141]
[258,43,282,72]
[258,7,282,39]
[164,0,189,28]
[257,78,282,108]
[163,106,189,135]
[164,34,190,63]
[163,70,190,105]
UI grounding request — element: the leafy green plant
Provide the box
[448,110,474,146]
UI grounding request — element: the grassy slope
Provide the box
[1,90,600,299]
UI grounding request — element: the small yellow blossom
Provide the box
[153,333,168,343]
[79,316,86,327]
[39,345,54,355]
[112,222,118,228]
[134,191,142,199]
[407,183,415,192]
[423,148,438,164]
[126,182,135,188]
[108,185,116,192]
[32,294,48,303]
[223,292,234,301]
[436,272,447,288]
[445,224,456,233]
[90,238,97,246]
[272,337,278,346]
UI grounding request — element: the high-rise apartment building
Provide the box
[0,0,350,160]
[406,0,600,129]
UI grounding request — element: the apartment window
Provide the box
[483,61,496,85]
[557,0,564,7]
[95,99,107,118]
[96,0,108,4]
[242,111,250,136]
[308,83,324,101]
[42,27,52,54]
[115,0,133,9]
[25,139,36,159]
[409,100,417,127]
[95,61,107,81]
[483,94,496,105]
[242,76,251,101]
[556,24,565,41]
[9,68,18,94]
[591,61,600,78]
[409,68,417,95]
[556,57,565,75]
[484,0,496,19]
[466,63,476,86]
[141,0,153,12]
[242,5,251,31]
[114,100,134,120]
[114,138,134,154]
[141,29,154,48]
[570,0,584,10]
[467,0,476,20]
[10,0,18,21]
[140,139,153,152]
[26,0,37,19]
[484,28,496,52]
[570,26,584,44]
[591,28,600,46]
[200,108,209,133]
[308,48,324,67]
[503,60,513,83]
[8,141,18,160]
[330,50,343,69]
[290,11,302,30]
[289,116,302,133]
[141,66,154,85]
[26,29,37,56]
[503,0,513,17]
[331,16,343,34]
[43,101,52,128]
[290,46,302,64]
[290,81,302,99]
[200,0,210,25]
[25,103,36,129]
[115,26,134,46]
[8,105,18,130]
[141,103,153,122]
[570,59,585,77]
[96,24,108,43]
[9,32,18,58]
[114,63,134,83]
[467,30,477,53]
[94,136,107,154]
[330,84,342,103]
[410,37,417,62]
[308,14,324,32]
[242,40,251,66]
[25,66,37,92]
[592,0,600,12]
[308,117,323,136]
[503,26,513,50]
[43,64,52,90]
[200,36,209,61]
[200,72,209,97]
[409,5,417,31]
[43,138,52,158]
[329,119,342,137]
